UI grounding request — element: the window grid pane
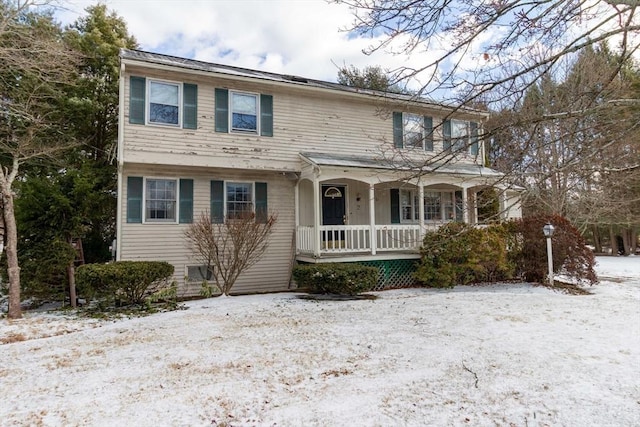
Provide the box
[146,179,177,221]
[227,182,253,219]
[424,191,442,220]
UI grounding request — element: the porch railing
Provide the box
[297,224,444,255]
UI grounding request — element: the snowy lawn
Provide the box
[1,256,639,426]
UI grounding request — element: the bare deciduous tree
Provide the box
[0,0,81,318]
[336,0,639,105]
[184,212,277,296]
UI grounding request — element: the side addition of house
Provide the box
[116,49,521,295]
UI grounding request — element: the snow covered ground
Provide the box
[1,256,638,426]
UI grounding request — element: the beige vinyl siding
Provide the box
[122,66,483,171]
[120,163,295,296]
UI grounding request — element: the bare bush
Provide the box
[184,211,276,296]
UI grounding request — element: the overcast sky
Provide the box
[55,0,426,85]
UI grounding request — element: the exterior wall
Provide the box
[121,63,485,172]
[119,163,295,296]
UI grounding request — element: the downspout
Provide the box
[115,60,126,261]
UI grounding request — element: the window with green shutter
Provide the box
[127,176,143,223]
[179,179,194,224]
[392,112,403,148]
[260,95,273,137]
[470,122,479,156]
[183,84,198,129]
[390,189,400,224]
[215,89,229,133]
[255,182,268,223]
[443,119,452,151]
[129,77,146,124]
[210,180,225,223]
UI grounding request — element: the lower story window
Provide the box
[400,189,419,222]
[227,182,253,219]
[186,265,213,282]
[146,178,177,222]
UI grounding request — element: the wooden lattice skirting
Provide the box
[358,259,419,291]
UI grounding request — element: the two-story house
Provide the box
[116,49,521,295]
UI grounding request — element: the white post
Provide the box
[418,185,425,240]
[369,184,376,255]
[546,236,554,286]
[462,187,469,224]
[313,177,321,257]
[294,181,300,254]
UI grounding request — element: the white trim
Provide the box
[146,78,183,128]
[142,177,180,224]
[116,62,126,260]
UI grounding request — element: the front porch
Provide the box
[294,152,520,260]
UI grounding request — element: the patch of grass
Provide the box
[546,280,593,295]
[1,333,27,344]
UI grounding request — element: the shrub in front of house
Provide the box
[76,261,175,307]
[507,214,597,285]
[293,263,379,295]
[415,222,514,288]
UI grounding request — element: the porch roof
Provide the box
[299,152,504,177]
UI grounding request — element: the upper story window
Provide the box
[444,119,479,156]
[393,112,433,151]
[149,81,180,126]
[231,92,258,132]
[215,88,273,137]
[129,76,197,129]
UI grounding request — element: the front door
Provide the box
[322,185,346,225]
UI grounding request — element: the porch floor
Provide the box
[295,250,421,264]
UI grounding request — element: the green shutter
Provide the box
[393,112,403,148]
[210,180,224,223]
[255,182,268,223]
[260,94,273,137]
[424,116,433,151]
[215,88,229,133]
[443,119,452,151]
[179,179,194,224]
[129,77,146,124]
[455,190,464,222]
[127,176,143,223]
[390,189,400,224]
[470,121,479,156]
[183,83,198,129]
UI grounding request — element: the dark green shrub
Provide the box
[416,222,514,288]
[508,214,597,285]
[293,263,379,295]
[76,261,175,307]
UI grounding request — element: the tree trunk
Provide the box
[591,225,602,253]
[609,226,618,256]
[67,261,77,308]
[2,188,21,319]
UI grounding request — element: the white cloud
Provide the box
[56,0,414,84]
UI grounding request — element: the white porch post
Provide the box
[294,181,300,254]
[369,184,377,255]
[501,189,509,220]
[418,184,425,239]
[462,186,469,224]
[313,177,321,257]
